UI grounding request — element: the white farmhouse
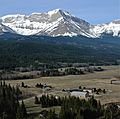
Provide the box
[71,91,89,98]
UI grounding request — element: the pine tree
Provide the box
[2,112,8,119]
[21,82,24,87]
[46,109,56,119]
[76,110,83,119]
[16,105,22,119]
[21,101,27,118]
[34,96,39,104]
[16,101,27,119]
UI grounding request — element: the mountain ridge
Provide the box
[0,9,120,38]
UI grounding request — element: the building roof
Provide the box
[71,91,88,97]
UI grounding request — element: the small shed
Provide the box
[71,91,89,98]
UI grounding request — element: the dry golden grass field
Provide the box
[5,65,120,113]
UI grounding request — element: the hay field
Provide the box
[6,65,120,105]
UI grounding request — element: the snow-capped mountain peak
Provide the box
[48,9,72,17]
[91,19,120,37]
[48,9,61,16]
[0,9,120,38]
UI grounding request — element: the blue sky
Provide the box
[0,0,120,24]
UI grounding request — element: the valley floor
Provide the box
[5,65,120,114]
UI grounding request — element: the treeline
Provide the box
[35,95,61,107]
[38,67,104,77]
[0,73,34,80]
[35,95,120,119]
[0,67,104,80]
[35,83,52,89]
[0,81,27,119]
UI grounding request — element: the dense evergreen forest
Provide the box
[0,81,27,119]
[0,33,120,69]
[35,95,120,119]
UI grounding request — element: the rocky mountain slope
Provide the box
[0,9,120,38]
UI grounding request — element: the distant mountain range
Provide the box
[0,9,120,38]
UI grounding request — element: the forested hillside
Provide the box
[0,33,120,69]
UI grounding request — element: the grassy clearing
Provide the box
[5,66,120,113]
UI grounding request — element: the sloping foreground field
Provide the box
[6,66,120,105]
